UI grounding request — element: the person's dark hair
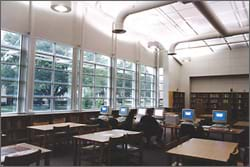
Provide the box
[146,109,154,116]
[128,109,137,118]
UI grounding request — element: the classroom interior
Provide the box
[1,1,249,166]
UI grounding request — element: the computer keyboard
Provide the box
[116,117,126,123]
[211,124,229,128]
[98,115,109,121]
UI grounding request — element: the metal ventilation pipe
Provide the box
[168,27,249,55]
[112,1,177,34]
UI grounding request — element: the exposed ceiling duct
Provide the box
[168,1,250,55]
[112,1,177,34]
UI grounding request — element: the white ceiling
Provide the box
[82,1,249,56]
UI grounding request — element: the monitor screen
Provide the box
[182,109,195,121]
[212,110,227,123]
[100,106,110,115]
[119,107,129,116]
[154,109,164,118]
[138,108,146,116]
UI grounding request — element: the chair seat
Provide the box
[127,144,140,151]
[81,144,101,151]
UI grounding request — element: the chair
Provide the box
[52,117,66,124]
[179,123,196,138]
[52,125,71,150]
[126,133,143,164]
[3,149,41,166]
[106,135,127,165]
[227,148,239,166]
[30,121,49,146]
[178,135,191,144]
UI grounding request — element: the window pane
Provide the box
[95,54,110,66]
[117,59,124,68]
[55,71,71,83]
[82,98,94,109]
[145,66,154,75]
[34,83,51,96]
[95,76,109,87]
[35,54,53,68]
[159,76,164,83]
[55,57,72,71]
[83,51,94,62]
[140,74,145,81]
[1,64,19,80]
[36,40,53,53]
[125,61,135,70]
[1,48,20,64]
[116,98,123,106]
[159,68,164,75]
[54,84,71,97]
[159,84,164,91]
[117,69,124,78]
[95,87,108,98]
[82,75,94,86]
[124,99,133,107]
[124,71,134,80]
[55,44,73,57]
[35,69,52,82]
[83,63,94,74]
[33,98,51,111]
[82,87,94,98]
[1,81,18,96]
[125,80,133,88]
[1,31,21,48]
[116,88,123,98]
[140,82,145,90]
[159,91,164,98]
[125,89,133,98]
[140,90,145,98]
[140,65,145,73]
[95,99,108,108]
[116,79,123,88]
[146,75,154,82]
[145,82,153,90]
[54,98,70,110]
[1,98,17,112]
[96,65,109,77]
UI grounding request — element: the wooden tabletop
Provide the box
[74,129,141,143]
[203,126,244,135]
[1,143,51,163]
[199,114,213,118]
[166,138,238,162]
[233,121,249,128]
[27,122,88,131]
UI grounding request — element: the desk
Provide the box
[162,124,180,141]
[199,114,212,119]
[73,129,141,165]
[1,143,51,166]
[166,138,238,164]
[233,121,249,128]
[202,126,244,141]
[27,122,87,147]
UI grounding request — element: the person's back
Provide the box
[121,109,137,130]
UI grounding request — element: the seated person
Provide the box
[138,109,163,146]
[120,110,137,131]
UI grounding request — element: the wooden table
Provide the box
[1,143,51,166]
[202,126,244,141]
[166,138,238,164]
[73,129,141,165]
[233,121,249,128]
[198,114,212,119]
[27,122,87,147]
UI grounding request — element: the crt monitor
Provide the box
[137,108,146,116]
[100,106,111,115]
[119,107,129,116]
[212,110,227,124]
[182,109,195,122]
[154,108,164,118]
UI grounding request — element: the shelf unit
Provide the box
[190,92,249,122]
[169,91,185,113]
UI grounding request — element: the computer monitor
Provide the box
[119,107,129,116]
[100,106,111,115]
[182,109,195,122]
[137,108,146,116]
[212,110,227,124]
[154,108,164,119]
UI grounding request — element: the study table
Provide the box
[166,138,238,165]
[27,122,88,148]
[73,129,141,165]
[233,121,249,128]
[1,143,51,166]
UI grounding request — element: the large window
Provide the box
[159,68,164,107]
[82,51,111,109]
[1,30,22,113]
[116,59,136,108]
[33,40,73,111]
[140,65,156,107]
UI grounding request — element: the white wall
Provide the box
[168,56,182,91]
[1,1,155,66]
[179,47,249,107]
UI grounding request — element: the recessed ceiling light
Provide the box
[51,1,71,13]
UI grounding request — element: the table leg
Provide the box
[170,128,174,141]
[44,152,50,166]
[73,138,78,165]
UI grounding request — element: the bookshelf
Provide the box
[191,92,249,122]
[169,91,185,113]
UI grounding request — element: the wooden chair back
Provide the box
[52,117,66,124]
[32,121,49,126]
[3,149,41,166]
[53,125,70,134]
[127,133,143,146]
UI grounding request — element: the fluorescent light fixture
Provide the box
[51,1,71,13]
